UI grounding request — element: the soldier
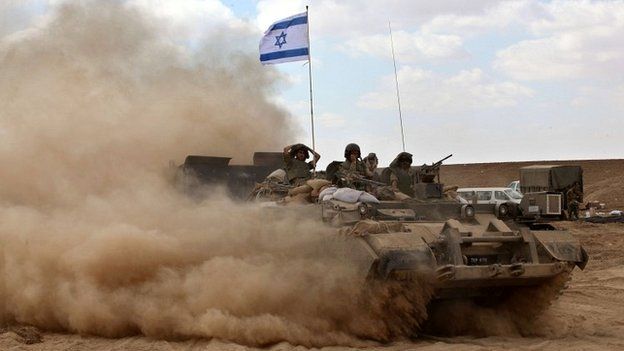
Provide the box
[338,143,373,190]
[388,152,415,197]
[362,152,380,182]
[566,182,582,220]
[283,143,320,186]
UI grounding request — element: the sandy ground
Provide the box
[3,222,623,351]
[2,160,623,350]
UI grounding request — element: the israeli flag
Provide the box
[259,12,309,65]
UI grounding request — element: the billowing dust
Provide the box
[0,2,581,347]
[424,271,572,338]
[0,2,437,347]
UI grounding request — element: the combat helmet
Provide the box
[363,152,378,164]
[344,143,361,159]
[397,152,413,164]
[289,143,310,159]
[389,152,413,168]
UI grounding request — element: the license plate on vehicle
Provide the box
[467,255,497,265]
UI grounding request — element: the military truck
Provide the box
[517,165,583,220]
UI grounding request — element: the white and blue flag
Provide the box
[259,12,309,65]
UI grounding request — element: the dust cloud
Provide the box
[424,271,572,338]
[0,2,435,347]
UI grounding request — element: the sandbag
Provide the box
[312,183,332,197]
[322,194,334,202]
[288,184,313,196]
[374,186,396,201]
[306,178,332,192]
[443,185,459,193]
[332,188,363,203]
[283,192,311,205]
[266,169,286,182]
[319,186,338,200]
[394,191,411,201]
[443,185,459,201]
[358,192,380,203]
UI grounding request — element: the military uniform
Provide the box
[363,153,380,182]
[284,157,313,186]
[338,159,371,190]
[339,159,368,176]
[566,186,581,220]
[283,144,317,186]
[338,143,374,190]
[389,152,415,197]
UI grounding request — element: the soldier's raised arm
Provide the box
[283,144,293,156]
[363,162,374,178]
[308,147,320,166]
[283,144,295,164]
[389,172,400,192]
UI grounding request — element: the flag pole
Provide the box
[306,6,316,154]
[389,20,406,152]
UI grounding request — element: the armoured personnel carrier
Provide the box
[319,155,587,303]
[176,152,588,326]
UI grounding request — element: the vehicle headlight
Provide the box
[462,205,475,218]
[358,203,369,216]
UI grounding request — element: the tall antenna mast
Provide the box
[389,20,406,152]
[306,6,316,153]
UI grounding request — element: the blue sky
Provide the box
[253,0,624,166]
[2,0,623,167]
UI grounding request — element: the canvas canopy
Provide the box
[520,165,583,193]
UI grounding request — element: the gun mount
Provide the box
[411,154,453,199]
[417,154,453,184]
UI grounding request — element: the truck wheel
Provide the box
[498,204,509,217]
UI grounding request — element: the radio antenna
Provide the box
[389,20,406,152]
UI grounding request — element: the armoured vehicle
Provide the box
[320,157,587,302]
[175,152,284,198]
[176,152,588,326]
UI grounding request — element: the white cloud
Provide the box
[255,0,499,37]
[128,0,248,41]
[341,30,467,62]
[316,112,346,128]
[359,67,533,114]
[422,1,540,35]
[571,85,624,111]
[494,1,624,81]
[528,0,624,35]
[256,0,307,31]
[2,0,253,44]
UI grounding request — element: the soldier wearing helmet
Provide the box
[362,152,380,182]
[338,143,372,190]
[389,152,415,197]
[283,143,320,186]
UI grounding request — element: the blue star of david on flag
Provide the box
[259,12,309,65]
[274,31,287,49]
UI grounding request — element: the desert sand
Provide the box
[2,159,623,351]
[2,2,622,350]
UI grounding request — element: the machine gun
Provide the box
[336,172,387,188]
[248,180,294,201]
[417,154,453,183]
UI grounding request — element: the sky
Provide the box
[1,0,623,167]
